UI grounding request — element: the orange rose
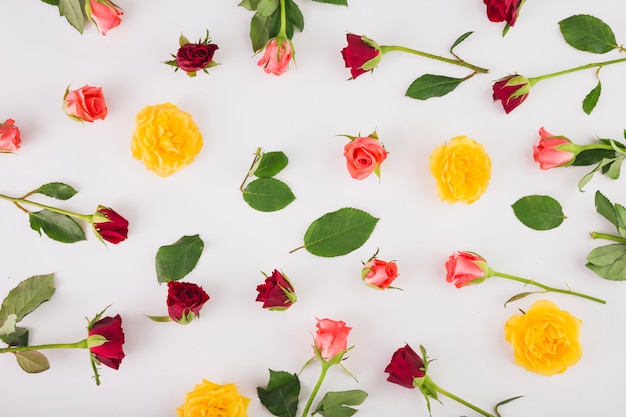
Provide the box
[343,134,388,180]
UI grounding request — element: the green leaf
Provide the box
[582,80,601,115]
[495,396,524,417]
[586,244,626,280]
[299,208,379,257]
[0,274,55,332]
[15,351,50,374]
[311,0,348,5]
[405,74,464,100]
[614,203,626,238]
[29,210,86,243]
[28,182,78,200]
[578,158,613,191]
[257,369,300,417]
[285,0,304,32]
[606,155,624,180]
[155,235,204,283]
[594,190,617,227]
[313,390,368,417]
[250,13,272,52]
[449,31,473,54]
[503,291,542,308]
[243,178,296,212]
[559,14,617,54]
[146,315,173,323]
[58,0,84,34]
[238,0,262,11]
[40,0,60,5]
[255,151,289,177]
[571,148,615,166]
[257,0,279,17]
[511,195,565,230]
[0,326,29,346]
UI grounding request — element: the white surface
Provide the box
[1,1,626,416]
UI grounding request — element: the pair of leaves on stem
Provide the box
[586,191,626,281]
[241,149,296,212]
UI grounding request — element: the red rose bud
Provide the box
[314,318,351,362]
[384,343,426,389]
[88,0,123,36]
[255,269,297,311]
[93,205,129,244]
[492,74,530,114]
[257,38,293,76]
[533,127,576,169]
[0,119,21,153]
[341,34,381,79]
[167,281,210,324]
[361,258,398,289]
[445,251,492,288]
[483,0,522,26]
[88,314,125,370]
[176,43,219,73]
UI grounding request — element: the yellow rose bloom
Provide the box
[429,135,491,204]
[505,299,582,376]
[176,379,250,417]
[131,103,203,177]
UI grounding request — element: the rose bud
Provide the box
[343,134,388,180]
[257,38,293,76]
[533,127,576,169]
[445,251,492,288]
[176,43,219,74]
[87,314,125,370]
[341,34,381,79]
[167,281,210,325]
[384,343,426,389]
[361,257,398,290]
[0,119,21,153]
[88,0,123,36]
[492,74,531,113]
[314,318,351,362]
[255,269,297,311]
[92,205,129,244]
[483,0,523,26]
[62,85,108,123]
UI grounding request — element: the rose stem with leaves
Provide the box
[526,56,626,87]
[0,193,92,222]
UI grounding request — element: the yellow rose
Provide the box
[429,135,491,204]
[131,103,203,177]
[176,379,250,417]
[505,299,582,376]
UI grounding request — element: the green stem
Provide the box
[0,193,92,222]
[300,361,330,417]
[528,56,626,85]
[590,232,626,243]
[379,45,489,74]
[434,384,495,417]
[278,0,287,38]
[494,272,606,304]
[239,147,262,192]
[0,339,88,353]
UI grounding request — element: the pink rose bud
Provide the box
[63,85,108,123]
[93,205,129,244]
[89,0,123,35]
[176,42,219,73]
[343,135,388,180]
[341,34,381,79]
[255,269,297,311]
[0,119,21,153]
[314,318,351,362]
[483,0,523,26]
[492,74,530,114]
[88,314,125,370]
[445,251,492,288]
[533,127,576,170]
[257,38,292,76]
[384,343,426,389]
[166,281,210,324]
[361,258,398,290]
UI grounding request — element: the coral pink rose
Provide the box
[167,281,210,324]
[384,343,425,389]
[0,119,21,153]
[492,74,530,114]
[362,258,398,289]
[533,127,575,170]
[63,85,108,123]
[445,251,491,288]
[257,38,292,76]
[343,135,388,180]
[314,318,351,361]
[89,0,123,35]
[483,0,523,26]
[341,34,381,79]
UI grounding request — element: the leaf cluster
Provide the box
[586,191,626,281]
[241,149,296,212]
[574,134,626,191]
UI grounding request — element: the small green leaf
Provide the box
[299,208,379,257]
[28,182,78,200]
[155,235,204,283]
[449,31,473,54]
[503,291,542,308]
[0,274,55,329]
[614,203,626,237]
[257,369,300,417]
[29,210,86,243]
[405,74,464,100]
[250,12,272,52]
[239,0,261,10]
[559,14,617,54]
[311,0,348,5]
[578,158,613,191]
[511,195,565,230]
[256,0,279,17]
[606,155,624,180]
[40,0,60,5]
[255,151,289,177]
[146,315,173,323]
[582,80,602,115]
[58,0,84,33]
[313,390,368,417]
[495,396,524,417]
[594,190,617,227]
[0,326,29,347]
[285,0,304,32]
[15,351,50,374]
[243,178,296,212]
[586,244,626,280]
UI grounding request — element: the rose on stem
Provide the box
[257,0,293,75]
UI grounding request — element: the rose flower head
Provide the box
[255,269,297,311]
[361,252,398,290]
[257,38,293,76]
[341,34,381,79]
[88,0,123,35]
[176,379,250,417]
[533,127,577,170]
[483,0,523,27]
[492,74,531,113]
[87,313,125,375]
[384,343,426,389]
[131,103,203,177]
[62,84,108,123]
[165,31,219,77]
[429,135,491,204]
[92,205,129,244]
[505,299,582,376]
[0,119,21,153]
[167,281,210,325]
[445,251,493,288]
[314,318,351,363]
[343,132,388,180]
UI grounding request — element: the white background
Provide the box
[1,1,626,416]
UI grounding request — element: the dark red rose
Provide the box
[341,34,380,79]
[93,205,129,244]
[255,269,297,310]
[167,281,210,324]
[492,74,530,114]
[483,0,522,26]
[88,314,125,370]
[176,43,219,73]
[384,343,426,389]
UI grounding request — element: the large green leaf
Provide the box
[405,74,464,100]
[243,178,296,212]
[582,80,601,115]
[571,148,615,166]
[586,244,626,280]
[0,274,55,332]
[15,351,50,374]
[299,208,379,257]
[511,195,565,230]
[257,369,300,417]
[311,0,348,5]
[313,390,368,417]
[155,235,204,283]
[250,12,272,52]
[28,182,78,200]
[58,0,84,34]
[255,151,289,178]
[559,14,617,54]
[594,190,617,227]
[256,0,279,16]
[29,210,86,243]
[285,0,304,32]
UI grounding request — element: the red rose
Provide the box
[341,34,381,79]
[492,74,530,114]
[361,258,398,289]
[384,343,425,389]
[445,251,490,288]
[483,0,522,26]
[93,205,129,244]
[88,314,125,370]
[176,43,219,73]
[255,269,297,311]
[167,281,210,324]
[89,0,123,35]
[63,85,108,122]
[314,318,351,362]
[0,119,21,153]
[343,135,388,180]
[533,127,576,169]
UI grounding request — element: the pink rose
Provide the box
[533,127,576,170]
[362,258,398,290]
[445,251,491,288]
[341,34,381,79]
[63,85,108,123]
[257,38,292,76]
[314,318,351,361]
[343,135,388,180]
[492,74,530,114]
[483,0,523,26]
[0,119,21,153]
[89,0,123,35]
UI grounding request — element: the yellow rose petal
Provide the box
[176,379,250,417]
